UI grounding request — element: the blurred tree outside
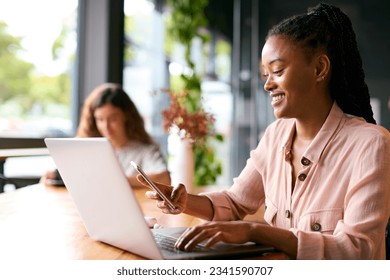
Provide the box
[0,21,34,105]
[0,11,75,136]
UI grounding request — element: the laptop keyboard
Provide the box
[153,232,208,253]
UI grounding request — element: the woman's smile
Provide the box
[271,93,285,106]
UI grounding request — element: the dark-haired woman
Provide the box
[44,83,171,188]
[141,3,390,259]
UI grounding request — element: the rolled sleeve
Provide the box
[199,150,267,221]
[290,229,325,259]
[200,191,239,221]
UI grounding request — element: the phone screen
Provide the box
[46,179,65,186]
[130,161,176,210]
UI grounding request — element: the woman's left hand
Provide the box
[175,221,255,251]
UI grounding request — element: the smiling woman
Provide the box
[140,3,390,260]
[0,0,78,138]
[261,35,332,122]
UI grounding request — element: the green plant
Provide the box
[164,0,223,186]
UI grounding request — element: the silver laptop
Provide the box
[44,137,275,260]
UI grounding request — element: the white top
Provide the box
[115,141,168,176]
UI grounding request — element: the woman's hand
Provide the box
[136,174,188,214]
[40,169,57,184]
[175,221,255,251]
[175,221,297,258]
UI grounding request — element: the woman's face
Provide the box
[93,104,128,143]
[261,35,319,119]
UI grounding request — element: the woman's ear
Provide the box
[315,54,331,82]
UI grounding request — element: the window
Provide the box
[123,0,169,153]
[0,0,78,139]
[123,0,234,185]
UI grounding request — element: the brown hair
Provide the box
[76,83,154,144]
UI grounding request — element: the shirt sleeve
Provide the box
[137,144,168,174]
[200,138,267,221]
[120,143,168,176]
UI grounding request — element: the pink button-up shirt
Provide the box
[203,103,390,259]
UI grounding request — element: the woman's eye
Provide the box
[273,69,284,75]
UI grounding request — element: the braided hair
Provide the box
[266,2,376,124]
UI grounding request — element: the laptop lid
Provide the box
[45,137,275,260]
[45,137,163,259]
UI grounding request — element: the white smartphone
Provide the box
[130,161,176,211]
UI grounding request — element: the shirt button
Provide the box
[311,223,321,231]
[298,173,307,181]
[285,210,291,218]
[301,157,310,166]
[285,150,292,160]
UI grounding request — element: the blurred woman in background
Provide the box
[43,83,170,188]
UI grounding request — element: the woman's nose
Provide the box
[263,77,275,92]
[101,120,109,130]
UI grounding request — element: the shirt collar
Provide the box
[305,102,345,164]
[281,102,346,164]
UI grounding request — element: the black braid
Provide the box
[266,2,376,124]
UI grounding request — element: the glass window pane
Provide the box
[0,0,78,138]
[123,0,233,186]
[123,0,168,152]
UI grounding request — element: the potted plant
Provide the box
[162,0,223,187]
